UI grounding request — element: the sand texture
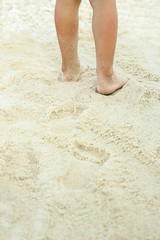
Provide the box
[0,0,160,239]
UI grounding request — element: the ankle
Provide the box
[62,60,80,74]
[97,67,114,78]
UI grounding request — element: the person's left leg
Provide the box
[89,0,128,95]
[55,0,87,82]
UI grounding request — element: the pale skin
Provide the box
[55,0,128,95]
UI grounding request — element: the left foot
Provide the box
[96,71,128,95]
[60,65,89,82]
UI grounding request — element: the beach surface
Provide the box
[0,0,160,239]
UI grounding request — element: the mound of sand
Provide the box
[0,0,160,239]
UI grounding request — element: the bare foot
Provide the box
[96,71,128,95]
[60,65,89,82]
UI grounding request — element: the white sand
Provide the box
[0,0,160,239]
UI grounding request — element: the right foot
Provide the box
[96,71,128,95]
[60,65,89,82]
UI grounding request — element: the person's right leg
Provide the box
[89,0,128,95]
[55,0,88,82]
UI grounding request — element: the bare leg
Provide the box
[90,0,128,94]
[55,0,88,82]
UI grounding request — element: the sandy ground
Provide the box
[0,0,160,239]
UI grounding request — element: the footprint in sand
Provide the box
[50,117,76,135]
[61,146,110,190]
[49,101,87,120]
[62,159,99,190]
[48,102,88,135]
[51,151,110,191]
[73,140,110,166]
